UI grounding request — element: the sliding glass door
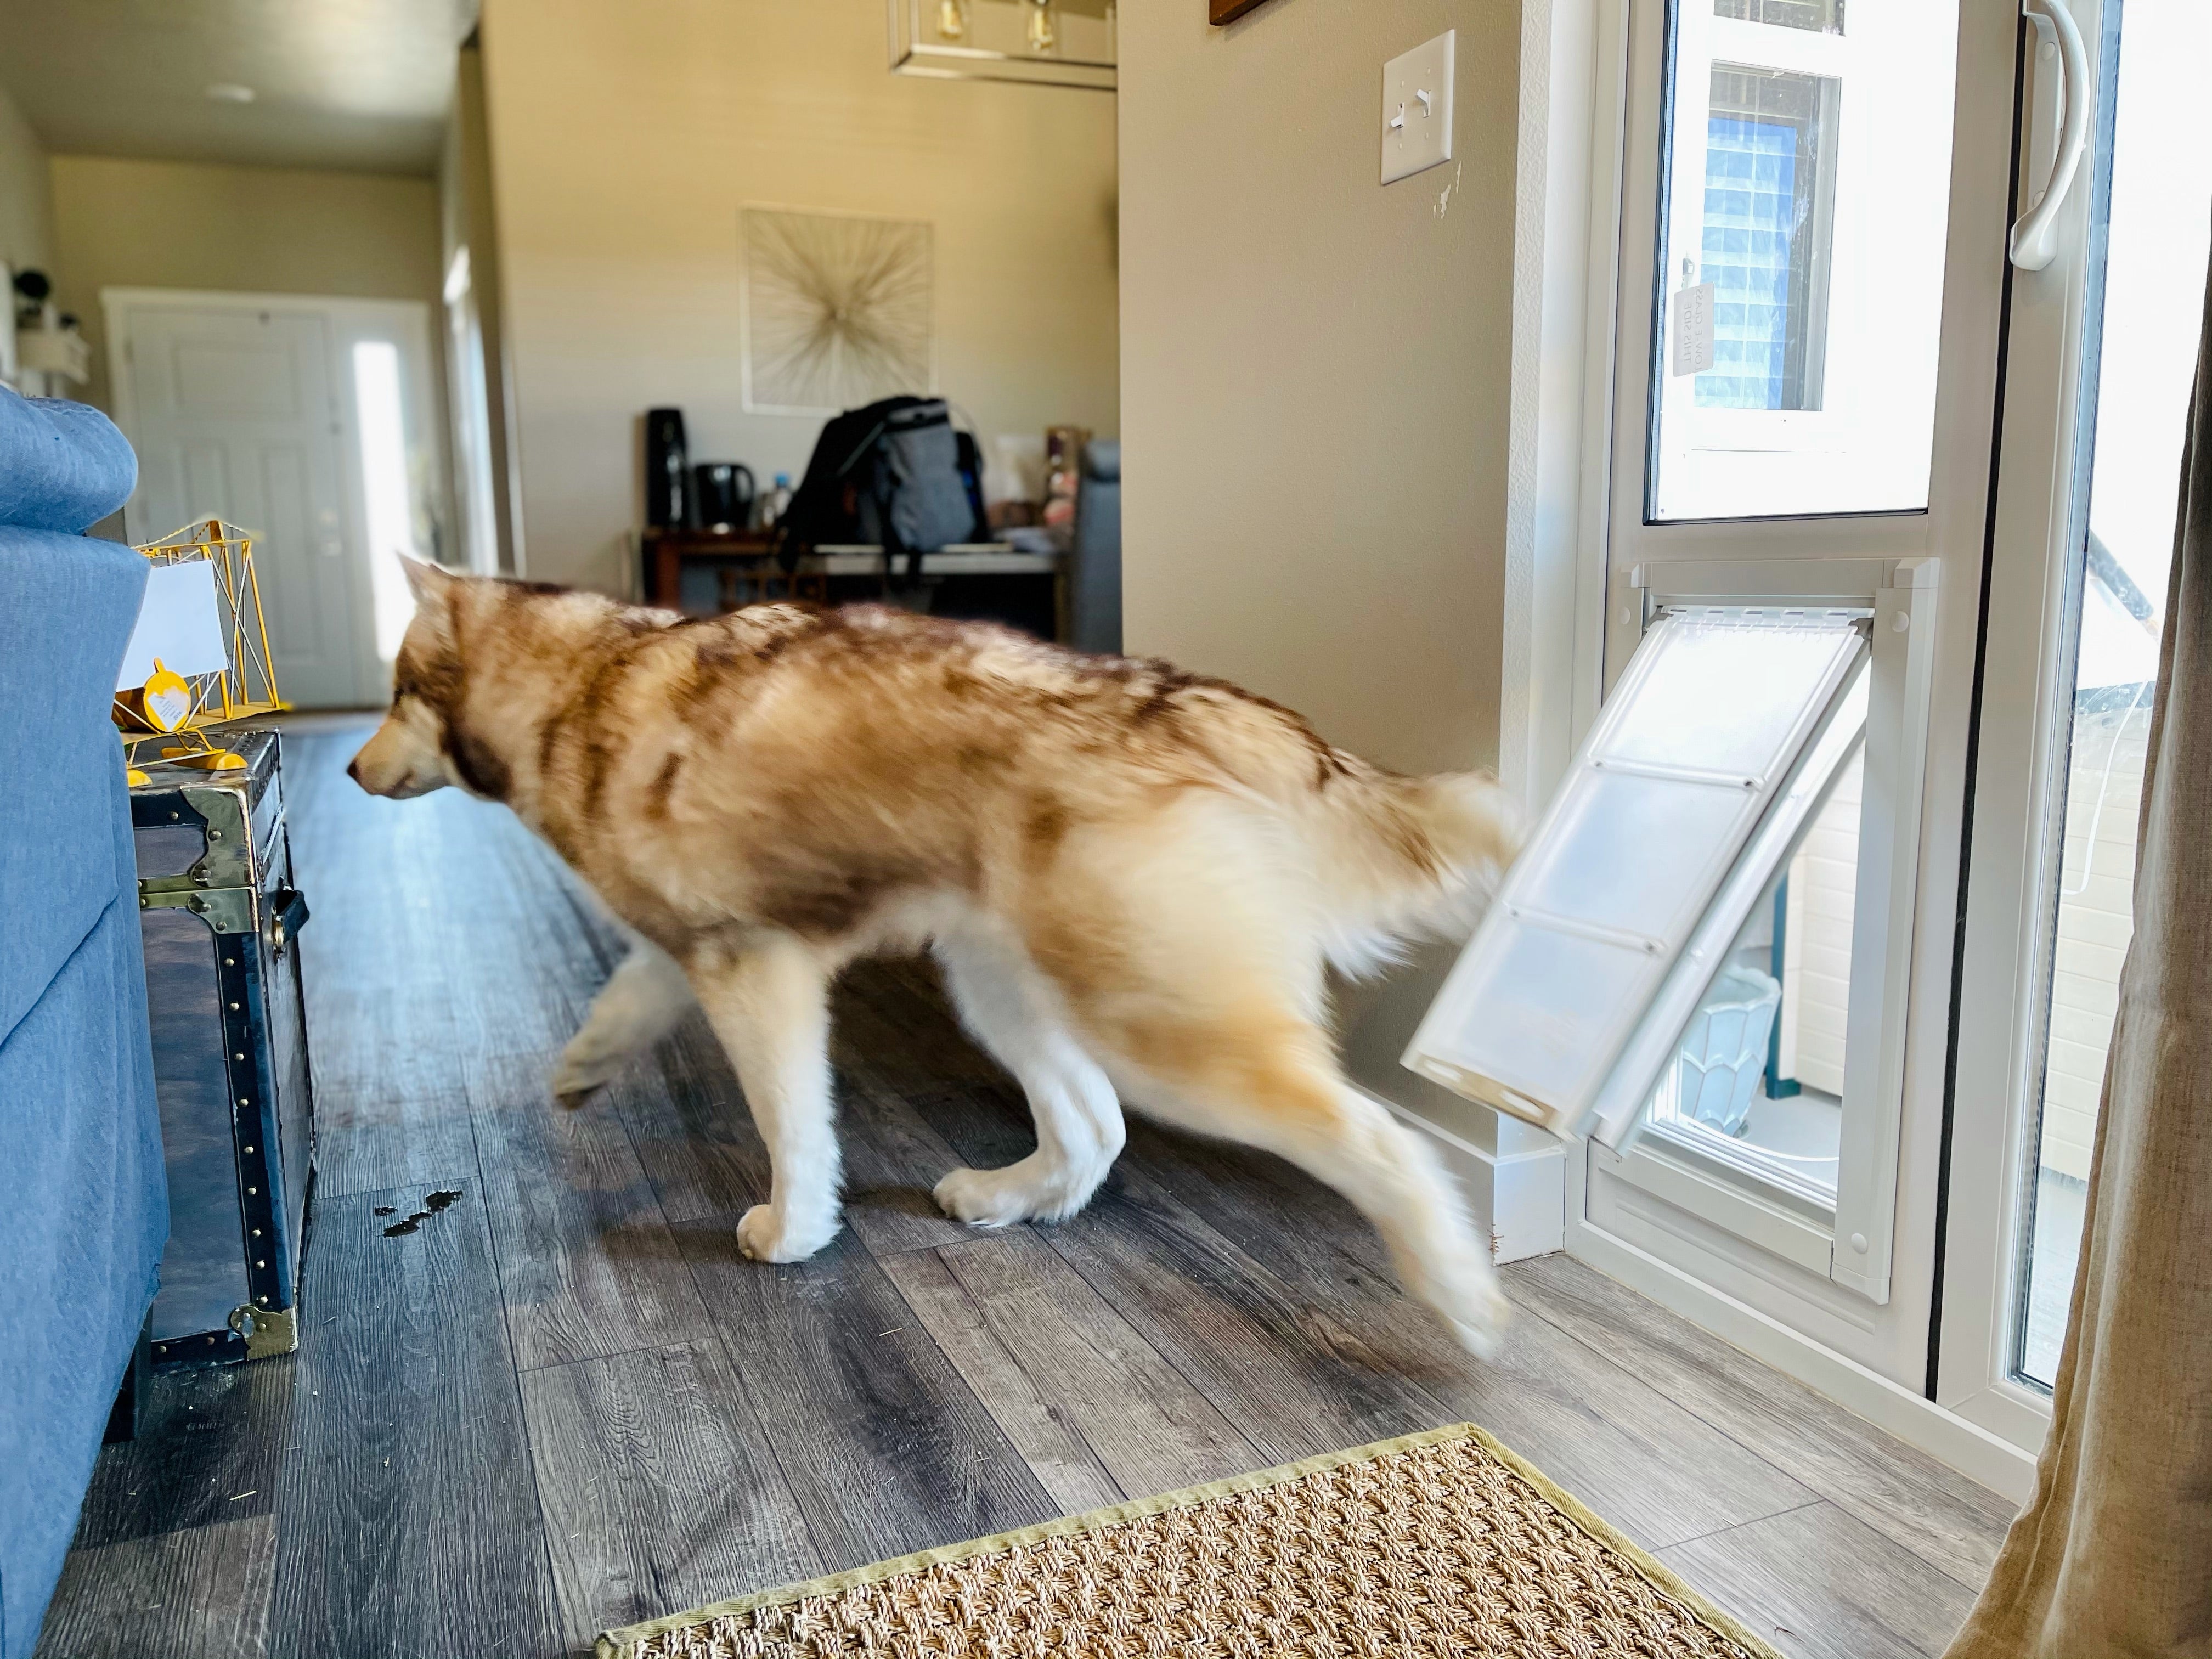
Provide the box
[1393,0,2024,1397]
[1560,0,2019,1387]
[1939,0,2211,1443]
[1424,0,2198,1432]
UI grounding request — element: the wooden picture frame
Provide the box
[1210,0,1275,22]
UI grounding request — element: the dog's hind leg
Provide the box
[1108,1017,1509,1357]
[1030,791,1508,1356]
[551,939,695,1108]
[688,934,842,1262]
[929,930,1125,1227]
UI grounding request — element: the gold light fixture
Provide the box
[1026,0,1057,54]
[889,0,1113,91]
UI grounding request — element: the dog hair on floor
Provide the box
[349,563,1521,1353]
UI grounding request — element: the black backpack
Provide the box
[774,396,986,589]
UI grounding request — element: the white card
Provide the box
[117,560,230,690]
[1672,281,1717,377]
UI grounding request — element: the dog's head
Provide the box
[349,558,468,800]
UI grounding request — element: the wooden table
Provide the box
[642,527,1065,636]
[642,528,804,610]
[812,546,1068,642]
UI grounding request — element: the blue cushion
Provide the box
[0,387,148,1045]
[0,390,163,1659]
[0,531,149,1049]
[0,388,136,534]
[0,899,166,1659]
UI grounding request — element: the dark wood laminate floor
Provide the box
[36,726,2016,1659]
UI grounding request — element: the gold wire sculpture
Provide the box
[115,518,288,785]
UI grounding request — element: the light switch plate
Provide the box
[1381,30,1455,185]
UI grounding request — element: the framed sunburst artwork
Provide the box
[740,206,936,416]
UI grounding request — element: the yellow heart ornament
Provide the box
[115,658,195,734]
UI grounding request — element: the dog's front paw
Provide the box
[736,1203,839,1263]
[549,1043,622,1110]
[933,1163,1067,1228]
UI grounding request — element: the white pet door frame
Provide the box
[1409,556,1938,1301]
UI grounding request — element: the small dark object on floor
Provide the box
[382,1189,466,1237]
[373,1206,395,1217]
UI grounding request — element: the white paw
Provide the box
[1429,1272,1513,1360]
[933,1166,1024,1227]
[549,1041,624,1109]
[736,1203,839,1263]
[932,1163,1077,1228]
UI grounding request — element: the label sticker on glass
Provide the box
[1672,281,1716,377]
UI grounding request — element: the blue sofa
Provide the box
[0,389,166,1659]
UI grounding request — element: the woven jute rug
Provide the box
[596,1423,1784,1659]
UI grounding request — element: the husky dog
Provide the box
[351,563,1520,1352]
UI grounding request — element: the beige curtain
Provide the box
[1943,261,2212,1658]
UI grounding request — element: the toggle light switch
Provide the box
[1381,30,1455,185]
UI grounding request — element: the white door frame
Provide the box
[1498,0,1631,822]
[1494,0,2041,1500]
[103,287,451,708]
[1936,0,2118,1451]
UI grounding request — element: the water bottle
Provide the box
[759,472,794,531]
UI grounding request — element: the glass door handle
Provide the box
[2011,0,2090,272]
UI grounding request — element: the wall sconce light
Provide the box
[888,0,1114,91]
[1026,0,1058,54]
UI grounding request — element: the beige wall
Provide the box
[476,0,1121,591]
[48,155,443,411]
[1118,1,1515,781]
[1118,1,1519,1114]
[0,81,53,290]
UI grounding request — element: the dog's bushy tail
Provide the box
[1297,761,1521,978]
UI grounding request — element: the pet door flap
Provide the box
[1403,608,1869,1139]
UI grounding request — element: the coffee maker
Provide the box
[644,408,693,529]
[693,462,757,533]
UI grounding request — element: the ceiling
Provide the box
[0,0,478,176]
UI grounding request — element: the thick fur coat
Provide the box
[351,566,1520,1351]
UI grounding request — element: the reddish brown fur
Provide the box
[351,568,1521,1351]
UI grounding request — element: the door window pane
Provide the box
[1714,0,1843,32]
[353,341,422,664]
[1646,746,1860,1205]
[1651,1,1957,520]
[2017,0,2212,1390]
[1699,68,1837,410]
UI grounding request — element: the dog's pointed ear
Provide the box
[399,554,455,605]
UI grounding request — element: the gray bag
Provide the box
[778,396,982,590]
[877,399,979,585]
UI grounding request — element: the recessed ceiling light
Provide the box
[205,82,256,104]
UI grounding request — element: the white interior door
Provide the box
[114,300,365,708]
[107,290,452,711]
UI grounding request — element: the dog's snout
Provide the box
[346,755,362,784]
